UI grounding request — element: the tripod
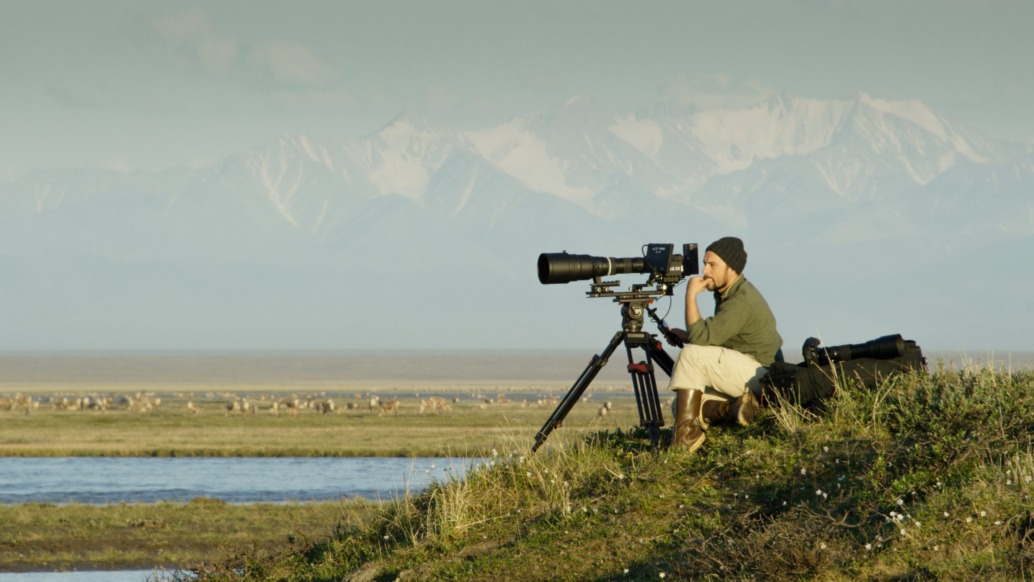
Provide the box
[532,296,677,452]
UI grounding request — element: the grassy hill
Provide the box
[185,364,1034,581]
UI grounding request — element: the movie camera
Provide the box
[537,243,699,299]
[532,243,698,452]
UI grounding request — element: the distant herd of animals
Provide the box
[0,391,627,418]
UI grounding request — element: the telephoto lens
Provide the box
[843,334,905,360]
[537,252,647,284]
[807,334,905,364]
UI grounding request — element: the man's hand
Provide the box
[665,328,689,347]
[687,275,712,296]
[685,276,710,329]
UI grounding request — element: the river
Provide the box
[0,456,479,504]
[0,456,481,581]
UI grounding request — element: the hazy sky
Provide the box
[2,0,1032,182]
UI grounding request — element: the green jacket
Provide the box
[687,276,783,366]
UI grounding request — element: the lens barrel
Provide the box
[819,334,905,363]
[537,253,648,284]
[843,334,905,360]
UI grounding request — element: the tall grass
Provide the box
[185,365,1034,581]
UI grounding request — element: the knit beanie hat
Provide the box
[706,237,747,274]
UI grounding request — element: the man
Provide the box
[664,236,782,453]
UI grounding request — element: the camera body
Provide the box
[643,243,698,290]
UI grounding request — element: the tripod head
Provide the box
[583,279,667,333]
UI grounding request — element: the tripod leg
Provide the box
[627,342,666,449]
[642,344,667,447]
[646,338,678,446]
[532,331,624,452]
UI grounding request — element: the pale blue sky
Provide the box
[2,0,1032,182]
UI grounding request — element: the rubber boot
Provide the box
[700,394,731,427]
[727,391,761,426]
[672,389,706,453]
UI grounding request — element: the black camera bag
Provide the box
[761,336,926,408]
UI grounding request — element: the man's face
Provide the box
[701,250,736,293]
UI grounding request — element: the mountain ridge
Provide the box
[1,92,1030,352]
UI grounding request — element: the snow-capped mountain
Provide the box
[2,93,1031,353]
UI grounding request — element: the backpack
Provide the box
[760,334,926,408]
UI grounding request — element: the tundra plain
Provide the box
[2,350,1031,575]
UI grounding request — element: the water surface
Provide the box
[0,456,477,504]
[0,571,161,582]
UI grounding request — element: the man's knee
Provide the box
[676,343,709,369]
[669,345,710,393]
